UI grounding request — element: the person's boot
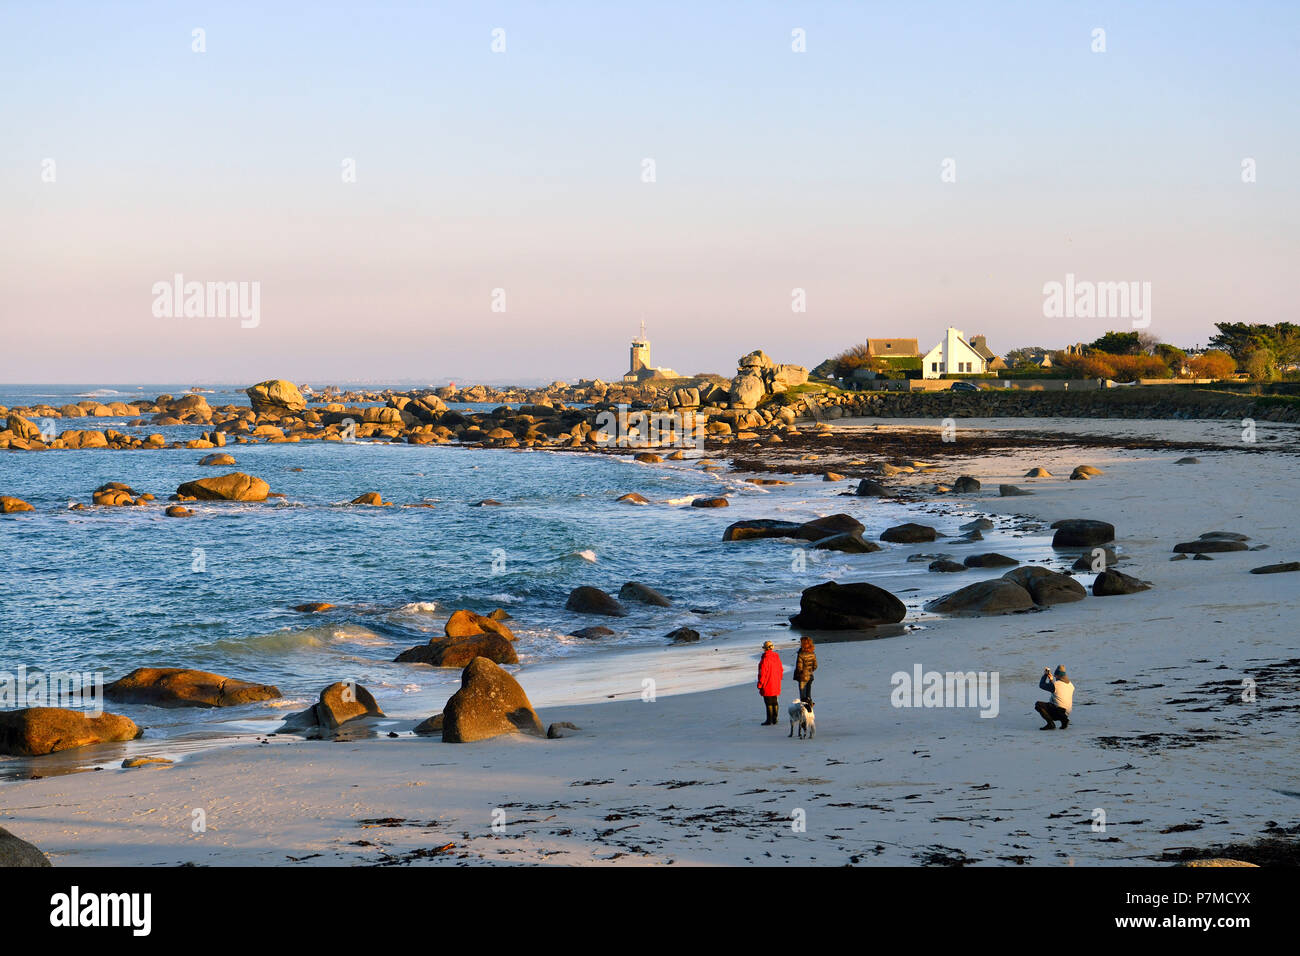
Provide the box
[1059,715,1069,729]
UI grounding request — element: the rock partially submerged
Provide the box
[619,581,671,607]
[280,681,385,733]
[813,531,881,553]
[790,581,907,630]
[175,472,269,502]
[666,626,701,643]
[880,522,937,544]
[963,553,1019,568]
[0,496,35,514]
[104,668,282,708]
[928,559,967,573]
[565,586,628,616]
[246,379,307,416]
[570,626,614,639]
[0,707,142,756]
[440,657,545,743]
[854,478,893,497]
[396,611,518,667]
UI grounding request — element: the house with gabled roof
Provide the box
[922,328,989,379]
[867,338,920,359]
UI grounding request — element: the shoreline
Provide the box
[4,415,1298,865]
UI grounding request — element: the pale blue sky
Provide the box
[2,1,1296,384]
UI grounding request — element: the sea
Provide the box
[0,384,1061,770]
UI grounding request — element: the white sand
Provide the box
[4,417,1298,866]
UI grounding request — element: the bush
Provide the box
[1058,351,1172,382]
[1188,350,1236,379]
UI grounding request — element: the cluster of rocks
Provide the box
[561,582,698,643]
[662,350,809,412]
[395,609,518,667]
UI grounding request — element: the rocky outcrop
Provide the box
[565,586,628,616]
[854,479,894,497]
[0,826,51,866]
[440,657,545,743]
[0,496,34,514]
[246,380,307,416]
[619,582,671,607]
[280,681,385,733]
[881,522,937,544]
[1051,519,1115,548]
[1250,561,1300,574]
[444,609,516,641]
[104,668,282,708]
[927,579,1035,615]
[1092,569,1152,596]
[1002,566,1087,605]
[727,351,808,408]
[0,707,142,756]
[175,472,269,502]
[1174,533,1250,554]
[790,581,907,630]
[929,559,967,573]
[963,553,1019,568]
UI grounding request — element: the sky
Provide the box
[1,1,1296,385]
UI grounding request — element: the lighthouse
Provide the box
[629,321,650,375]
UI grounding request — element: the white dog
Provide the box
[788,700,815,739]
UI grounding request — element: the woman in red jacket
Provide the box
[757,640,784,725]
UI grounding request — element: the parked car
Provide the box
[949,381,981,392]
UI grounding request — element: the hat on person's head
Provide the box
[1054,665,1067,678]
[763,641,774,650]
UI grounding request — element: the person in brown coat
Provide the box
[793,637,817,704]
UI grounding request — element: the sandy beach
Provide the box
[6,416,1297,866]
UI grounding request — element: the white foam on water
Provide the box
[392,601,439,614]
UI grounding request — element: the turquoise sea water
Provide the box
[0,385,1057,755]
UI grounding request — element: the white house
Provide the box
[922,328,988,379]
